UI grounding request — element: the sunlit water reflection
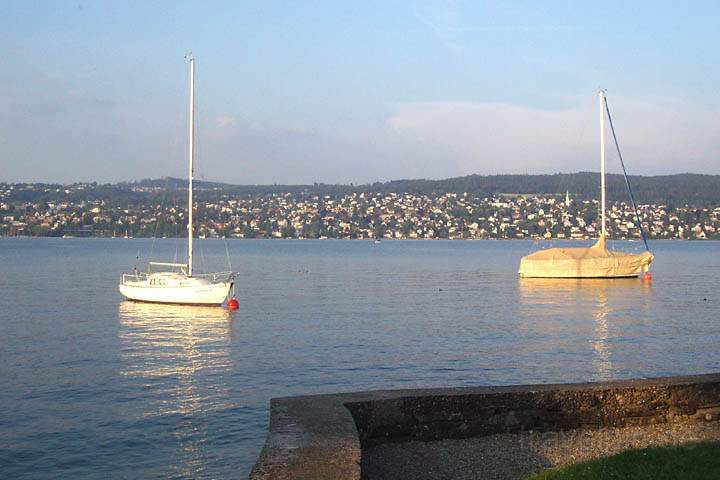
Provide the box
[517,278,654,381]
[118,302,234,478]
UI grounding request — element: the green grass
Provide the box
[525,442,720,480]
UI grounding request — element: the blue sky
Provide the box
[2,1,719,184]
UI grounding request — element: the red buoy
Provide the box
[227,298,239,310]
[643,272,653,281]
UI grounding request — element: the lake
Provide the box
[1,238,718,478]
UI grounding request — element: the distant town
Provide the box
[2,180,719,240]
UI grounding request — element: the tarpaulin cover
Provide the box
[518,236,653,278]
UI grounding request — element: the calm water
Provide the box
[1,238,719,478]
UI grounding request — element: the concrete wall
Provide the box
[346,375,720,447]
[250,373,720,480]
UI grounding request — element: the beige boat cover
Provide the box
[518,236,653,278]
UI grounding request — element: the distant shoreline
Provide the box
[1,235,717,242]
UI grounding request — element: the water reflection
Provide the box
[118,301,234,477]
[593,287,611,379]
[518,278,650,380]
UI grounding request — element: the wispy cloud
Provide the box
[471,24,578,33]
[413,1,466,56]
[214,115,239,129]
[387,96,720,175]
[211,116,315,138]
[413,0,579,56]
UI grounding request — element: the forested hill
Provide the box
[368,172,720,205]
[3,172,720,205]
[135,172,720,205]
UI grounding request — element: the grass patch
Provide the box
[525,442,720,480]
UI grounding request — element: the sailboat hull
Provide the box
[119,274,232,305]
[518,238,654,279]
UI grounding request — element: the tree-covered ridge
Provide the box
[4,172,719,205]
[367,172,720,205]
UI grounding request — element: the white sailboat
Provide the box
[119,55,236,305]
[518,90,654,278]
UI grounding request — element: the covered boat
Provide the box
[518,235,653,278]
[519,90,654,279]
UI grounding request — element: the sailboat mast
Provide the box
[187,55,195,277]
[599,90,606,239]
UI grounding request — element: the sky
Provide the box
[1,0,719,184]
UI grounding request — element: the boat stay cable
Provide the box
[193,64,234,276]
[603,96,650,252]
[149,176,172,262]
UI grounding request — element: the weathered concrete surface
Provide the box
[347,374,720,446]
[250,389,421,480]
[249,393,362,480]
[250,373,720,480]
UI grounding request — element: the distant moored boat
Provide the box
[119,55,235,305]
[518,91,653,279]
